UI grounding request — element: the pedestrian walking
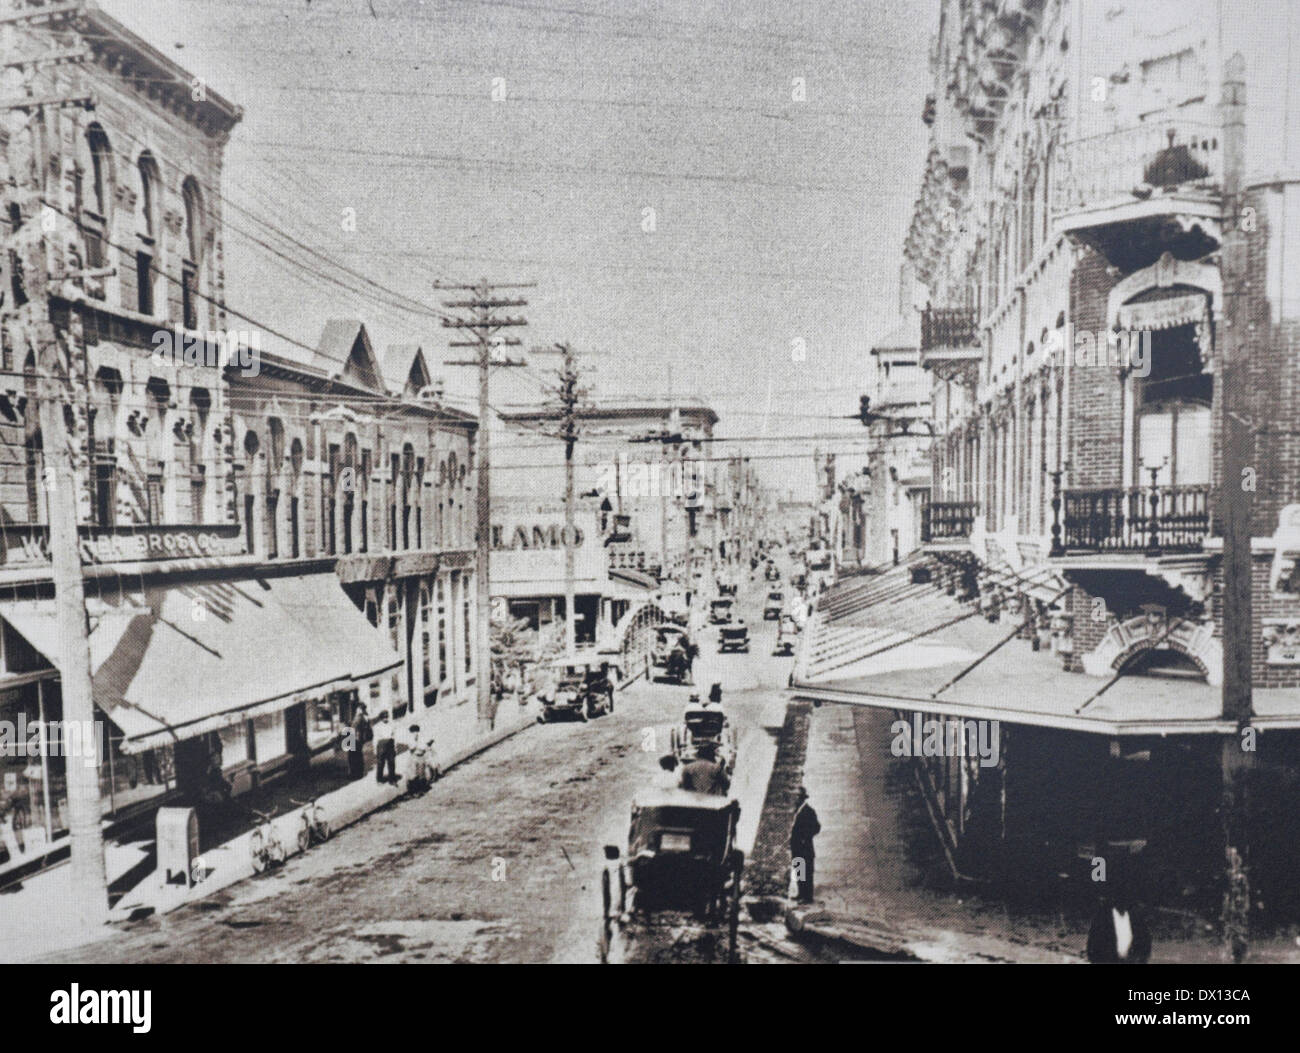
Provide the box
[790,786,821,904]
[1086,888,1151,964]
[345,703,369,780]
[373,710,398,785]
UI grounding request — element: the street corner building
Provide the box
[793,0,1300,919]
[0,7,485,887]
[490,398,760,676]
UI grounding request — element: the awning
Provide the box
[0,573,402,753]
[790,570,1290,736]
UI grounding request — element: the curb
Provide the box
[783,904,919,961]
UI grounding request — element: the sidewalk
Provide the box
[0,695,539,961]
[789,701,1080,963]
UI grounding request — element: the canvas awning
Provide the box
[0,573,402,753]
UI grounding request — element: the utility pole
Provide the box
[4,2,106,927]
[440,279,532,727]
[1218,51,1253,964]
[532,342,591,657]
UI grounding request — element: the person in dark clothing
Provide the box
[372,711,398,785]
[1086,889,1152,963]
[790,786,821,903]
[679,744,730,795]
[345,705,369,779]
[708,682,723,705]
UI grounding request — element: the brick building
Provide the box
[793,0,1300,914]
[0,6,481,881]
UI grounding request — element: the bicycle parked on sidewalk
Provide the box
[249,808,286,872]
[292,797,331,852]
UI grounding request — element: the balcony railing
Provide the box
[1052,118,1222,220]
[922,500,978,542]
[920,306,980,352]
[1060,485,1211,554]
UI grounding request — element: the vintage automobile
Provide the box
[764,561,781,582]
[763,590,785,620]
[600,789,744,962]
[717,620,750,654]
[651,624,690,667]
[537,654,617,722]
[709,597,735,624]
[773,613,800,656]
[670,703,737,776]
[716,578,738,597]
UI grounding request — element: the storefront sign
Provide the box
[0,525,244,568]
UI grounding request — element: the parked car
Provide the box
[651,624,690,667]
[538,654,617,722]
[718,621,750,653]
[709,597,735,624]
[773,613,800,656]
[763,590,784,620]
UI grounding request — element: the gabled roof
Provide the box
[382,344,434,397]
[313,320,384,391]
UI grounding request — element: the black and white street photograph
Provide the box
[0,0,1296,1015]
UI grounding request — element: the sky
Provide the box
[100,0,936,499]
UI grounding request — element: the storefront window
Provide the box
[388,589,402,711]
[463,574,472,676]
[218,721,249,769]
[251,712,285,767]
[0,684,55,870]
[420,581,433,703]
[437,577,447,685]
[307,697,338,749]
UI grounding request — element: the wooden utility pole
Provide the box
[5,2,106,927]
[1218,51,1254,963]
[440,279,531,726]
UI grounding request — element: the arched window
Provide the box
[182,177,204,263]
[401,442,415,549]
[86,124,114,217]
[137,153,160,238]
[189,388,211,522]
[288,437,304,558]
[135,153,162,315]
[181,177,204,329]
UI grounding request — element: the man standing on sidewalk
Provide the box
[790,786,821,904]
[373,710,398,785]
